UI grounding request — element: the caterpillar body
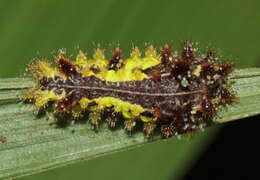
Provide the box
[24,42,236,137]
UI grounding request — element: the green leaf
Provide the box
[0,68,260,179]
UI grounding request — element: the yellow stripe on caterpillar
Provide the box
[79,97,147,120]
[34,90,65,107]
[74,47,160,82]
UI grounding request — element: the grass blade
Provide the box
[0,68,260,179]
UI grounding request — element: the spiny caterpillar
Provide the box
[23,42,236,138]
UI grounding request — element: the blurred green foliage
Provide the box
[0,0,259,179]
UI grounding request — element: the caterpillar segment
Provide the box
[24,42,236,137]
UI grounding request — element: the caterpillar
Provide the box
[23,42,236,138]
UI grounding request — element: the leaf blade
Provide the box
[0,68,260,179]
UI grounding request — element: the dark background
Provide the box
[183,116,260,180]
[0,0,259,179]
